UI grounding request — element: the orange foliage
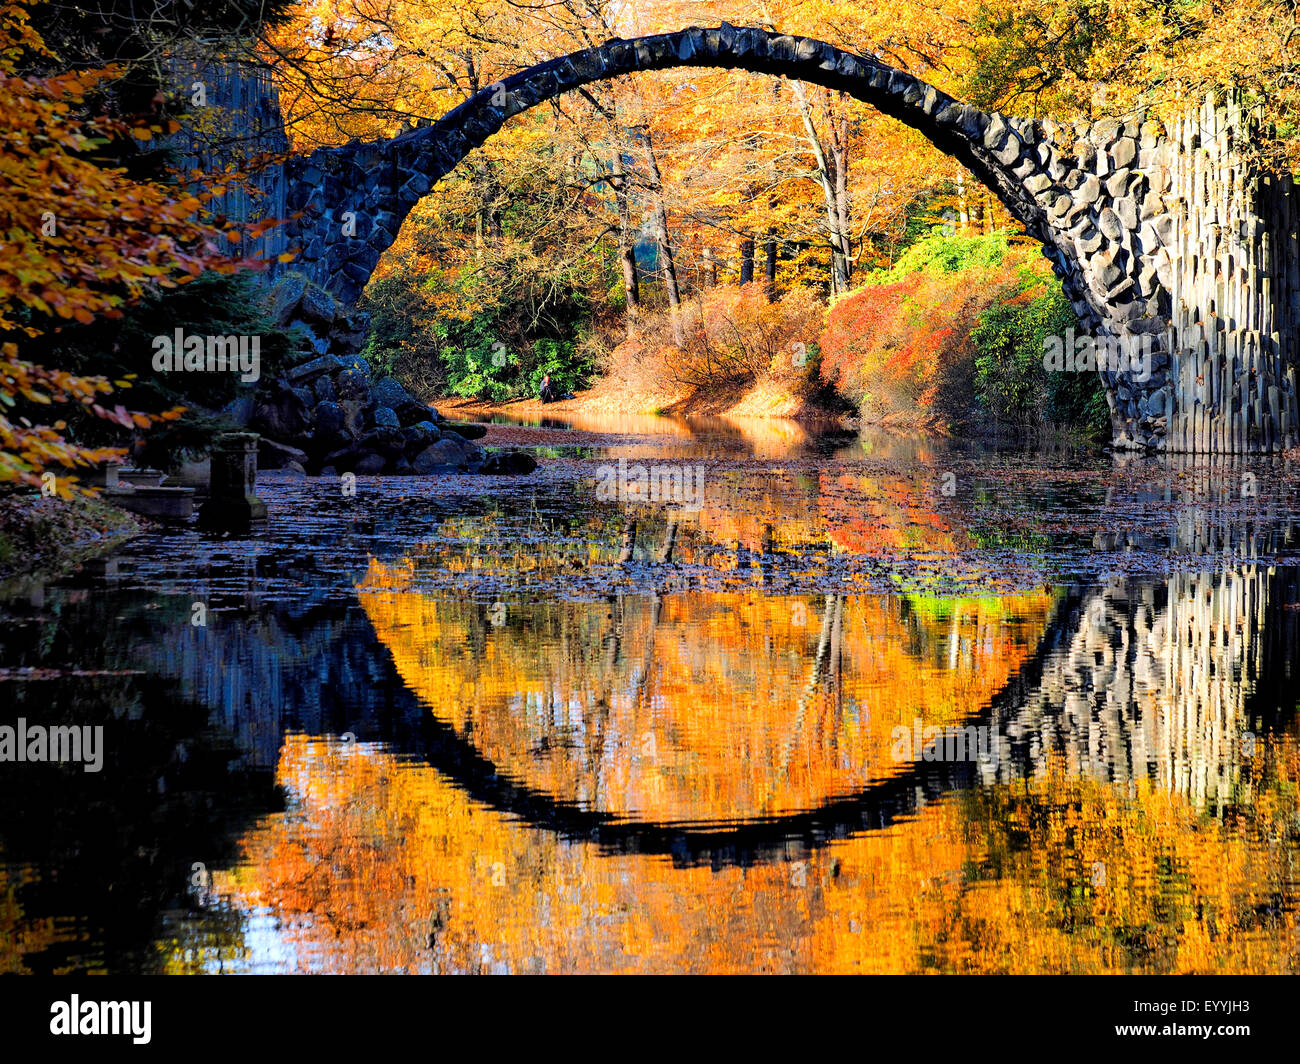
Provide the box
[355,570,1057,824]
[818,470,963,556]
[0,0,272,491]
[619,282,824,391]
[820,264,1020,422]
[164,608,1300,973]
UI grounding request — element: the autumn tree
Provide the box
[0,0,282,492]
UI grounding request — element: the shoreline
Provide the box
[431,379,855,426]
[0,492,143,587]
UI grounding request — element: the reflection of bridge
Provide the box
[120,555,1300,867]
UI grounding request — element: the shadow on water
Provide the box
[0,634,281,973]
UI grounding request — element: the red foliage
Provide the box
[819,262,1025,421]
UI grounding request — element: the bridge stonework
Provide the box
[231,26,1298,452]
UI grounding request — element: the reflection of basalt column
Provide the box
[995,568,1278,808]
[1157,567,1269,807]
[199,432,268,531]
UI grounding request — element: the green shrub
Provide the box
[972,278,1109,435]
[870,229,1011,285]
[363,269,596,402]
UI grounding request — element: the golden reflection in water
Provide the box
[488,409,813,458]
[155,566,1300,974]
[169,733,1300,974]
[818,471,963,556]
[409,466,988,585]
[356,562,1058,822]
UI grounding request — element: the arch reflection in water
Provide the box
[171,562,1300,973]
[359,561,1060,826]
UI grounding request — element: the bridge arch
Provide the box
[273,26,1300,452]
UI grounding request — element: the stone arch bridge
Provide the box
[201,26,1300,452]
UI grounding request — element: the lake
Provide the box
[2,413,1298,973]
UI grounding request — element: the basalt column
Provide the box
[1161,94,1300,453]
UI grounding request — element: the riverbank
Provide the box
[0,491,142,584]
[432,375,854,425]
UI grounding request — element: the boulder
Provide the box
[371,376,412,409]
[1076,175,1101,205]
[412,438,468,473]
[1097,207,1124,241]
[1076,225,1103,254]
[1024,173,1053,196]
[371,377,430,425]
[339,355,371,377]
[259,438,309,470]
[1109,136,1137,169]
[313,400,346,435]
[481,451,538,475]
[402,421,441,453]
[336,367,371,402]
[397,401,433,427]
[265,273,307,326]
[372,406,401,429]
[358,426,406,458]
[252,383,311,439]
[298,282,340,330]
[312,374,337,403]
[1104,168,1132,199]
[354,453,387,475]
[291,386,315,421]
[286,353,344,385]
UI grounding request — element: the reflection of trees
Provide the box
[402,462,1045,594]
[143,557,1300,975]
[187,724,1299,973]
[358,560,1056,824]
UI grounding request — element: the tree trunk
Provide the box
[643,134,683,344]
[790,79,850,296]
[828,96,852,286]
[740,238,755,284]
[610,148,640,330]
[703,246,718,287]
[764,232,778,299]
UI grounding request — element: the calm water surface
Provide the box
[2,414,1299,973]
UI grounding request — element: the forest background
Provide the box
[7,0,1300,489]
